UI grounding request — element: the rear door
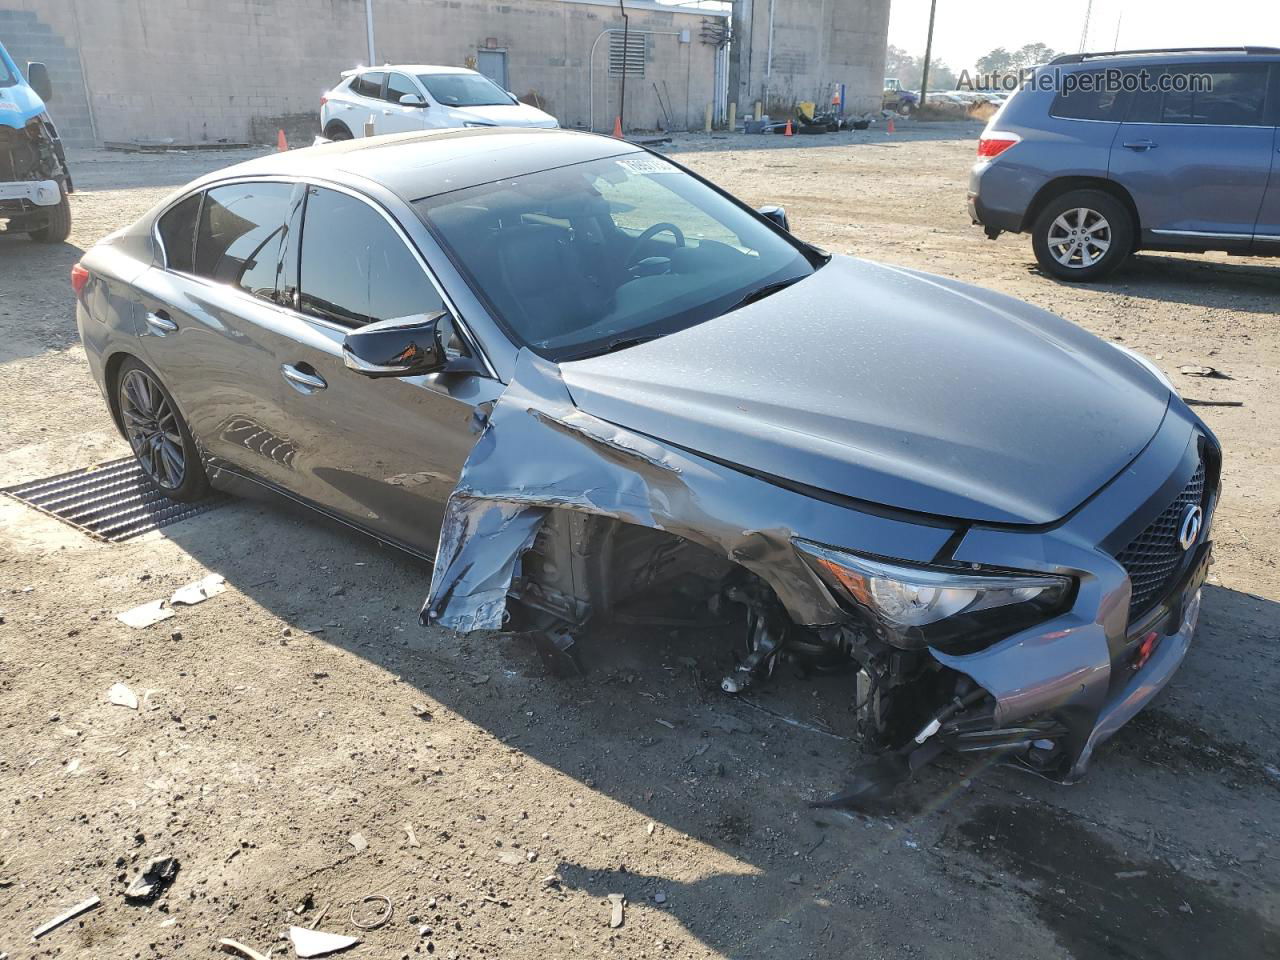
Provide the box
[132,180,303,489]
[265,184,497,556]
[348,71,385,136]
[1110,61,1274,241]
[1251,65,1280,250]
[376,72,428,134]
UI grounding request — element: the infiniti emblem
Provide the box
[1178,504,1203,551]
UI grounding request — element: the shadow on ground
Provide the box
[113,485,1280,958]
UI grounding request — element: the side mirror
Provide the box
[757,205,790,232]
[342,312,447,378]
[399,93,427,107]
[27,61,53,103]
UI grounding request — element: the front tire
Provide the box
[28,183,72,243]
[324,123,354,141]
[116,358,209,502]
[1031,189,1133,282]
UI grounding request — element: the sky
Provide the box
[888,0,1280,73]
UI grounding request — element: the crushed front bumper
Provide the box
[0,178,61,206]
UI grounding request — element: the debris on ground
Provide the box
[785,873,803,885]
[498,850,524,866]
[170,573,227,605]
[108,682,139,709]
[1178,365,1231,379]
[404,822,421,847]
[1183,398,1244,407]
[654,890,668,904]
[412,704,432,719]
[347,832,368,852]
[32,894,100,939]
[608,893,626,928]
[116,599,174,629]
[350,894,393,930]
[289,925,360,957]
[218,936,273,960]
[123,855,179,903]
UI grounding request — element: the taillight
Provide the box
[70,262,90,298]
[321,94,328,107]
[977,131,1021,159]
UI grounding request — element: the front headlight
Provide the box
[795,540,1071,650]
[1110,342,1174,392]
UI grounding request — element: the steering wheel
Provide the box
[625,222,685,269]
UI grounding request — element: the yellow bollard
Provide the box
[704,103,713,133]
[727,102,736,132]
[754,100,762,121]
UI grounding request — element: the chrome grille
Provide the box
[1115,460,1206,621]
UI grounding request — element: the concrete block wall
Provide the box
[0,0,726,146]
[0,5,94,146]
[731,0,889,117]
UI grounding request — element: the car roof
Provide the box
[187,128,643,203]
[350,64,478,76]
[1050,47,1280,68]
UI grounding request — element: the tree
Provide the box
[1011,43,1058,69]
[884,44,956,91]
[976,47,1014,74]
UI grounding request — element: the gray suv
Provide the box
[969,47,1280,281]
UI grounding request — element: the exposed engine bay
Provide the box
[0,115,72,231]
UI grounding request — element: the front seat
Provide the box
[494,223,592,343]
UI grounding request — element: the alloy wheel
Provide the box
[1046,207,1112,269]
[120,369,187,490]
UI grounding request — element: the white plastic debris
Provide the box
[170,574,227,606]
[32,894,100,939]
[288,925,360,957]
[217,938,272,960]
[116,600,174,629]
[108,683,139,710]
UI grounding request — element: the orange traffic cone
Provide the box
[612,116,623,138]
[783,119,793,137]
[887,116,895,135]
[277,129,288,152]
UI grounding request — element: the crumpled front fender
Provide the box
[421,350,956,632]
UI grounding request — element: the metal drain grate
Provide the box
[3,458,226,542]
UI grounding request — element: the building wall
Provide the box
[0,0,725,146]
[730,0,890,117]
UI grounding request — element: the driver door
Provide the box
[266,184,499,557]
[377,72,429,135]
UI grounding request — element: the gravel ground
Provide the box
[1,123,1278,959]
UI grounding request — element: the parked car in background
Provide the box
[73,128,1219,804]
[882,77,918,115]
[320,65,558,139]
[969,46,1280,281]
[0,39,73,242]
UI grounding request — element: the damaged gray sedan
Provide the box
[75,129,1220,803]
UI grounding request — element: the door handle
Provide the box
[1122,139,1158,151]
[144,310,177,335]
[281,363,327,392]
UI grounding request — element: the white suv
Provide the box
[320,65,558,139]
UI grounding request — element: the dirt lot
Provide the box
[2,123,1279,959]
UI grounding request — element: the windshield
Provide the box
[415,153,817,361]
[0,47,15,87]
[418,73,512,107]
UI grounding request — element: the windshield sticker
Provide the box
[616,156,677,176]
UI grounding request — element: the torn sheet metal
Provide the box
[423,350,955,632]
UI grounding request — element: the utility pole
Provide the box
[365,0,376,65]
[1078,0,1093,53]
[618,0,629,133]
[918,0,937,109]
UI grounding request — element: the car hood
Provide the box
[0,80,46,129]
[446,103,558,128]
[559,256,1170,526]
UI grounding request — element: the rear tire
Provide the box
[115,357,209,502]
[1031,189,1133,282]
[27,183,72,243]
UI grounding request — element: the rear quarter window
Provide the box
[1049,71,1132,121]
[157,193,201,273]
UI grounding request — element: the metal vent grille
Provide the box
[609,32,647,77]
[3,458,225,542]
[1115,460,1206,620]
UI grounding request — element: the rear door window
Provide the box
[193,182,293,301]
[1154,64,1270,126]
[157,192,201,273]
[351,71,385,100]
[297,186,444,328]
